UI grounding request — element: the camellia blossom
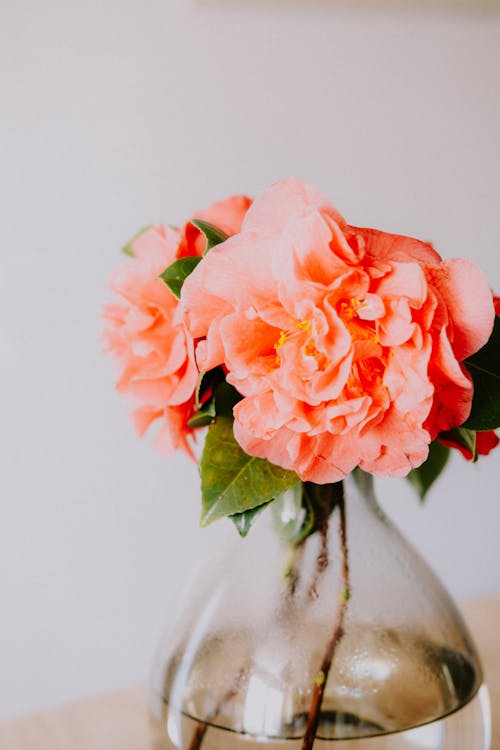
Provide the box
[182,178,495,482]
[102,195,252,459]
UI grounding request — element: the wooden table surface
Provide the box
[1,597,499,749]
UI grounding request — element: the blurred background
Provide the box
[1,0,499,722]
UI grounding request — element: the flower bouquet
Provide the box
[103,179,499,750]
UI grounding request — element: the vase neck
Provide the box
[270,471,382,548]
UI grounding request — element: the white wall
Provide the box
[1,0,499,721]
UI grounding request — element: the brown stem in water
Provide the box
[301,482,350,750]
[189,483,348,750]
[188,667,247,750]
[308,512,330,600]
[285,541,306,599]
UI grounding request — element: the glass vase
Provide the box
[149,473,491,749]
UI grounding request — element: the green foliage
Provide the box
[199,415,300,527]
[271,482,343,545]
[230,501,272,538]
[122,225,152,257]
[187,399,216,428]
[407,440,451,501]
[271,484,312,544]
[188,370,231,429]
[194,367,225,410]
[440,427,478,462]
[159,256,202,299]
[463,316,500,430]
[190,219,229,254]
[214,381,242,415]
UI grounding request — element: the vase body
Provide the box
[150,475,490,749]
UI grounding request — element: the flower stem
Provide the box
[188,667,247,750]
[301,481,350,750]
[308,514,330,600]
[284,541,305,599]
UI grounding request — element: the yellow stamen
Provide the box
[341,296,368,320]
[340,300,355,319]
[274,330,287,351]
[273,330,288,369]
[296,319,312,333]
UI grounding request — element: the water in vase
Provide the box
[150,691,490,750]
[150,632,490,750]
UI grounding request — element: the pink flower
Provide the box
[182,178,495,482]
[178,195,252,258]
[103,195,252,459]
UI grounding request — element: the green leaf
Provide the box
[270,482,343,545]
[187,399,216,428]
[214,381,242,416]
[230,501,272,538]
[463,316,500,431]
[270,484,316,545]
[459,428,477,460]
[194,367,225,411]
[122,225,152,257]
[200,415,300,526]
[407,440,451,501]
[189,378,241,431]
[439,427,478,462]
[159,256,202,299]
[190,219,229,255]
